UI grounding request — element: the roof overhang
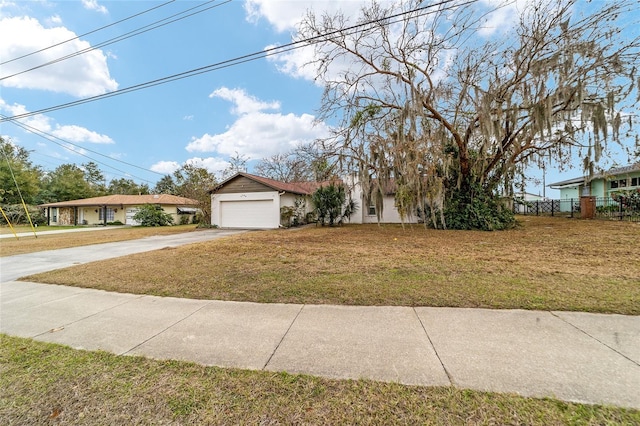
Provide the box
[177,207,198,214]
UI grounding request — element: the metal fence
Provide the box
[513,197,640,222]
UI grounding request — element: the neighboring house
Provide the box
[209,172,415,229]
[40,194,199,226]
[548,163,640,211]
[513,192,547,214]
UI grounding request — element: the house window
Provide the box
[99,208,115,222]
[618,179,627,188]
[368,205,376,216]
[52,208,58,222]
[631,177,639,187]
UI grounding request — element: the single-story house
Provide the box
[39,194,199,226]
[548,163,640,211]
[513,192,548,214]
[209,172,415,229]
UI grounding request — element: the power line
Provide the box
[1,0,231,81]
[0,0,176,66]
[0,0,478,123]
[4,114,161,183]
[29,150,155,185]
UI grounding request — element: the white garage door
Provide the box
[219,200,276,228]
[125,208,140,225]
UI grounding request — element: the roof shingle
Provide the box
[39,194,199,208]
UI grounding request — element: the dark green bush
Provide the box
[133,204,174,227]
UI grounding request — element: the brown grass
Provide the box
[1,334,637,425]
[22,217,640,314]
[1,225,198,256]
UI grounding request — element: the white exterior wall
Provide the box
[347,175,417,224]
[280,193,312,213]
[211,191,281,229]
[362,195,412,223]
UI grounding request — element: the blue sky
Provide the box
[0,0,332,186]
[0,0,638,198]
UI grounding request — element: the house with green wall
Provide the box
[548,163,640,212]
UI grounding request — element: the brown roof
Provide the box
[39,194,199,208]
[210,172,340,195]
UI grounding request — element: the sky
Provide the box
[0,0,638,198]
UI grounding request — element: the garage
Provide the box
[219,199,275,228]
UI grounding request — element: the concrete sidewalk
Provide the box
[1,231,639,409]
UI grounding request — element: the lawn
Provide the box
[1,335,637,425]
[1,224,198,256]
[20,216,640,314]
[5,217,640,423]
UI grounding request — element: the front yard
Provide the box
[5,216,640,424]
[21,216,640,314]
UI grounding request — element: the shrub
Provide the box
[133,204,174,227]
[311,183,358,226]
[611,189,640,211]
[443,183,516,231]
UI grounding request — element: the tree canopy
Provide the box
[173,164,217,224]
[255,142,337,182]
[0,137,42,205]
[298,0,640,229]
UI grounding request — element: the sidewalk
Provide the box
[1,231,639,409]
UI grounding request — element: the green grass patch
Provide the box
[1,335,637,425]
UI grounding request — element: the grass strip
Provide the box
[1,334,638,425]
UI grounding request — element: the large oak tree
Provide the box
[298,0,639,229]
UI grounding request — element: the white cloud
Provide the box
[150,157,230,175]
[150,160,181,174]
[250,0,531,86]
[187,111,330,159]
[244,0,363,33]
[265,42,319,81]
[81,0,108,14]
[187,87,331,159]
[0,98,114,145]
[245,0,366,83]
[477,0,529,37]
[47,14,62,25]
[0,98,52,131]
[185,157,230,174]
[0,16,118,97]
[210,87,280,115]
[51,125,113,144]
